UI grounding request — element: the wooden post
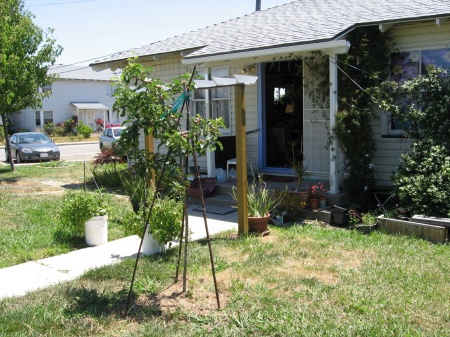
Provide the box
[235,84,248,235]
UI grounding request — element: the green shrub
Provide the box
[43,122,56,136]
[393,141,450,217]
[76,122,92,138]
[122,196,182,245]
[60,189,111,236]
[64,118,76,134]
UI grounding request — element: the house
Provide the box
[90,0,450,196]
[14,64,123,132]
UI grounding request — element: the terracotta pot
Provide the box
[309,198,320,210]
[248,214,271,233]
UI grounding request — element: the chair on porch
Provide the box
[226,157,255,181]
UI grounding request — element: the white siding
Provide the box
[15,79,118,131]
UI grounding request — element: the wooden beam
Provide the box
[235,84,249,235]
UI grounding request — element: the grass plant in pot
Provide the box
[60,189,111,246]
[231,174,286,233]
[289,140,309,208]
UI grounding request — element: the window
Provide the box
[106,84,117,96]
[35,111,54,127]
[42,84,52,94]
[192,67,231,133]
[384,48,450,136]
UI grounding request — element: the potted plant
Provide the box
[231,174,286,233]
[60,189,111,246]
[349,210,378,234]
[122,195,183,255]
[308,182,326,210]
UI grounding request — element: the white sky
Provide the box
[25,0,292,65]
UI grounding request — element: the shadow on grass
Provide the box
[63,286,163,319]
[53,229,86,248]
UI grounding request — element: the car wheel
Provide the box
[16,151,22,164]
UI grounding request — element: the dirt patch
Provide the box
[0,179,67,195]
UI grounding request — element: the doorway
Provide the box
[263,60,303,170]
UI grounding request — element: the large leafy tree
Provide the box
[0,0,62,171]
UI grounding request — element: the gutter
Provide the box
[182,40,350,65]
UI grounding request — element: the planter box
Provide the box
[330,204,361,226]
[187,177,216,198]
[378,215,448,244]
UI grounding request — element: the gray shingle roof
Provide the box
[49,64,117,81]
[91,0,450,65]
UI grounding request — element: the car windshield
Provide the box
[18,134,51,144]
[113,129,123,137]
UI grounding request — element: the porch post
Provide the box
[235,84,249,235]
[329,55,340,194]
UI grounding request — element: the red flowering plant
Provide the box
[308,181,326,199]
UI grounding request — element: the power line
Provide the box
[27,0,94,9]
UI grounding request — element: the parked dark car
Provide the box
[99,127,125,149]
[5,132,60,163]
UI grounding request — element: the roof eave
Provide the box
[182,40,350,66]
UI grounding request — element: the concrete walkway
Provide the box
[0,207,238,300]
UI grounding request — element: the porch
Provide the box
[187,175,350,226]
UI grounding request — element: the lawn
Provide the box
[0,162,130,268]
[1,224,450,336]
[1,162,450,336]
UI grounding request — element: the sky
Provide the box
[24,0,293,66]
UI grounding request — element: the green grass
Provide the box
[1,225,449,336]
[0,162,130,268]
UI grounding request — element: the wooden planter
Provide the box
[377,215,448,244]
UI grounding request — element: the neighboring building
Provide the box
[91,0,450,192]
[14,64,122,132]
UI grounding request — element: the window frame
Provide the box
[383,47,450,137]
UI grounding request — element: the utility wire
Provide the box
[27,0,94,9]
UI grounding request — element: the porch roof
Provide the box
[90,0,450,68]
[71,102,110,110]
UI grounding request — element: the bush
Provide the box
[122,196,183,245]
[63,118,76,134]
[0,125,4,142]
[76,122,92,138]
[60,189,111,237]
[43,122,57,136]
[393,141,450,217]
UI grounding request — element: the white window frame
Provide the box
[35,110,54,127]
[192,67,231,136]
[383,46,450,136]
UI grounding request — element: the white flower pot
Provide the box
[142,226,167,256]
[84,214,108,246]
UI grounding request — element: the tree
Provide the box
[0,0,62,171]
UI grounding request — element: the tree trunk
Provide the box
[1,113,15,172]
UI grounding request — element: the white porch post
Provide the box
[329,55,340,194]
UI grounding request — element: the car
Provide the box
[6,132,60,163]
[99,126,125,149]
